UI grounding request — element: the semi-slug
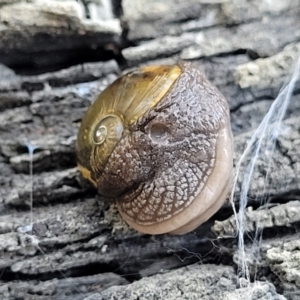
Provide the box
[76,62,233,235]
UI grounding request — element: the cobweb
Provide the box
[230,54,300,284]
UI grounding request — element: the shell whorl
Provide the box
[76,65,181,187]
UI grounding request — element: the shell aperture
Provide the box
[76,63,233,235]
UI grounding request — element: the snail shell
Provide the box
[76,62,233,235]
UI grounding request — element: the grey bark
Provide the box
[0,0,300,299]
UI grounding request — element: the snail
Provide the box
[76,62,233,235]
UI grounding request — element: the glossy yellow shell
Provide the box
[76,65,182,187]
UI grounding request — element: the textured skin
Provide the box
[95,63,231,227]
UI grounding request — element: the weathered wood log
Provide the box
[1,0,300,299]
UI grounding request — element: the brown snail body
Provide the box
[76,62,233,235]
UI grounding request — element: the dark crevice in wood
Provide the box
[3,47,122,76]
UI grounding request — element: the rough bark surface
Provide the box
[0,1,300,299]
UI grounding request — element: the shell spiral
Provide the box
[76,62,233,235]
